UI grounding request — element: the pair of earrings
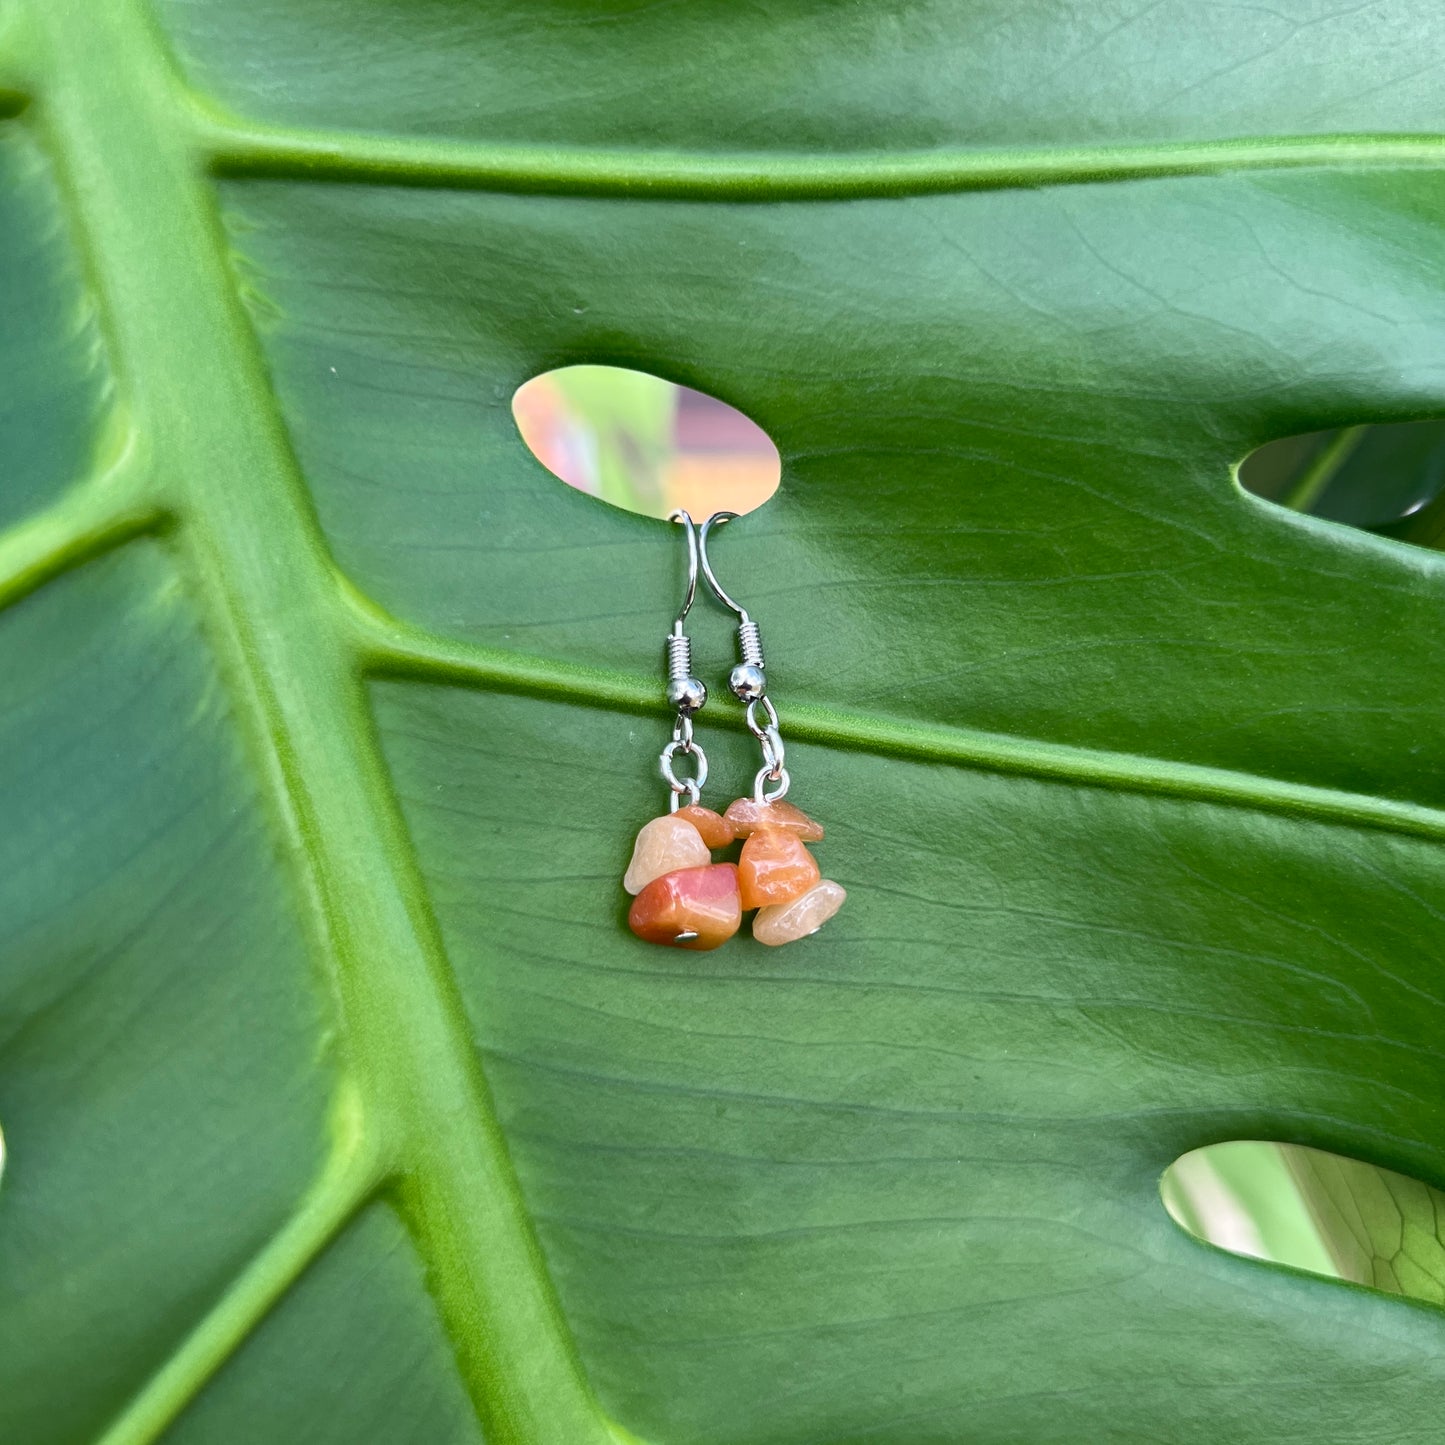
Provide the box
[622,511,845,950]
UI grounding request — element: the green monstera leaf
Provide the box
[7,2,1445,1442]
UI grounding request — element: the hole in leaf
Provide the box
[512,364,780,522]
[1238,419,1445,541]
[1162,1141,1445,1306]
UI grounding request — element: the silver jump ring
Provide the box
[759,725,785,776]
[661,737,708,802]
[753,764,791,804]
[745,695,780,741]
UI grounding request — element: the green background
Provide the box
[4,2,1445,1441]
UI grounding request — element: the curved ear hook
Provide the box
[668,509,701,627]
[698,509,785,799]
[697,510,749,619]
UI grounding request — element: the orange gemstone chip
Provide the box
[623,814,709,894]
[628,863,742,950]
[753,880,847,946]
[722,797,825,842]
[738,826,820,910]
[672,804,735,849]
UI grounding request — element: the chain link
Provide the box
[744,695,779,741]
[745,697,785,776]
[661,712,708,809]
[742,694,790,801]
[753,764,791,804]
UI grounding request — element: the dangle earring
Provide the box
[698,512,846,946]
[623,511,744,950]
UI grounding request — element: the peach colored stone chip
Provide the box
[738,826,820,910]
[672,803,735,849]
[723,797,824,842]
[752,879,846,946]
[623,815,709,895]
[629,864,741,950]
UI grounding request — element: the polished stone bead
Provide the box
[628,863,741,950]
[738,826,820,910]
[623,814,709,895]
[672,804,735,849]
[723,797,825,841]
[752,879,846,946]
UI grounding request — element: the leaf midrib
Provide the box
[18,2,617,1442]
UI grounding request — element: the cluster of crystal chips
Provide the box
[624,799,845,950]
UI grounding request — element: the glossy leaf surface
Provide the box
[4,2,1445,1443]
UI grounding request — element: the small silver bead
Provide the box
[667,675,708,713]
[729,663,767,701]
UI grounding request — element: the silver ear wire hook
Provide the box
[670,509,701,626]
[697,510,790,803]
[665,511,707,716]
[659,511,709,810]
[697,510,745,617]
[698,510,767,701]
